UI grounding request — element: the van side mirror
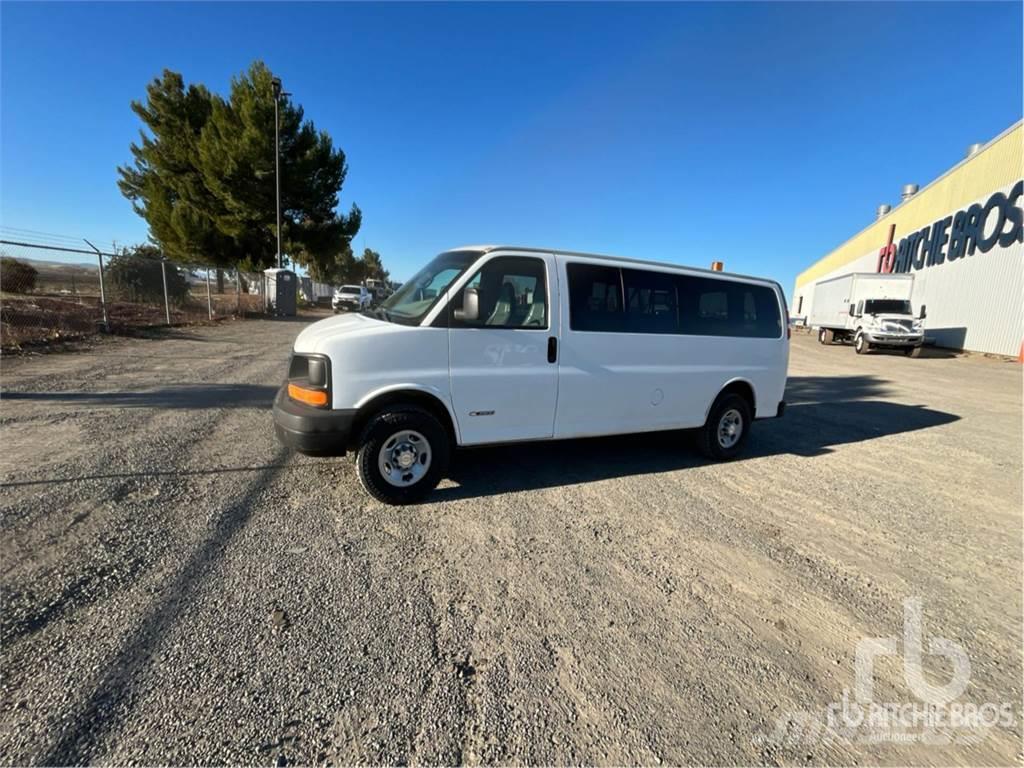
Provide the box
[919,304,927,320]
[453,287,479,322]
[849,303,858,318]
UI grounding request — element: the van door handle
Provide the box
[547,336,557,363]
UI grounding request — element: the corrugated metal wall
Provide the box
[793,122,1023,356]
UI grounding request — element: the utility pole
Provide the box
[160,258,171,325]
[271,76,291,270]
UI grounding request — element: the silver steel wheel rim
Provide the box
[717,408,743,449]
[856,335,864,351]
[378,429,431,488]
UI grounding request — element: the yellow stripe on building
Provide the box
[795,122,1024,289]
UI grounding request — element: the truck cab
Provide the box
[849,296,925,354]
[810,272,925,356]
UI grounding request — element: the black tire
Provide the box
[696,392,753,461]
[907,345,923,358]
[818,328,826,344]
[855,332,870,354]
[355,406,450,505]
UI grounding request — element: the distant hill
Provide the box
[2,256,100,293]
[5,256,98,272]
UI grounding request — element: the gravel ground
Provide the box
[1,317,1021,766]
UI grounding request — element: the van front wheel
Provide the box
[696,393,752,461]
[355,406,450,505]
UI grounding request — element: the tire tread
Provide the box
[696,392,753,461]
[355,406,449,504]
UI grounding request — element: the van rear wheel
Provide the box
[355,406,450,505]
[696,392,753,461]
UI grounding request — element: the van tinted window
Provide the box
[678,275,781,338]
[567,263,624,332]
[622,268,678,334]
[568,262,781,338]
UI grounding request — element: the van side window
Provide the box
[622,268,678,334]
[450,256,547,329]
[567,263,624,332]
[698,290,729,321]
[740,284,783,337]
[678,276,781,338]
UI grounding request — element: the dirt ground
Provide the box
[0,292,263,348]
[1,317,1021,766]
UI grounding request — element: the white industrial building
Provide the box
[793,121,1023,357]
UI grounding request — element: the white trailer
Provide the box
[810,273,925,356]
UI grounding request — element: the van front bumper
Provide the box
[272,385,357,455]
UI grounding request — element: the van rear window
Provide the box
[566,262,781,338]
[678,276,782,338]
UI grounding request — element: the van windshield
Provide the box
[341,285,362,293]
[368,250,482,325]
[864,299,912,315]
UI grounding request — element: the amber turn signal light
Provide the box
[287,382,328,407]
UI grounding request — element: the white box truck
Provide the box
[810,273,925,356]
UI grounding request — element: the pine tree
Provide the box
[118,71,234,265]
[360,248,389,281]
[118,61,360,272]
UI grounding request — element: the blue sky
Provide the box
[2,2,1021,293]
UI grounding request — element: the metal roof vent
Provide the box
[966,142,984,158]
[901,184,919,202]
[877,204,892,220]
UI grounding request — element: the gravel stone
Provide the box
[0,319,1020,765]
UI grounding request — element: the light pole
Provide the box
[271,76,290,270]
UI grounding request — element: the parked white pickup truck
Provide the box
[810,273,925,356]
[332,285,372,313]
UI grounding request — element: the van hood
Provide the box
[293,312,391,353]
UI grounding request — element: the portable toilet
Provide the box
[264,268,297,316]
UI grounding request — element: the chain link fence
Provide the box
[0,238,273,350]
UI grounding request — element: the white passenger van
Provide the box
[274,246,789,504]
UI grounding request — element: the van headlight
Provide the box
[286,353,331,407]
